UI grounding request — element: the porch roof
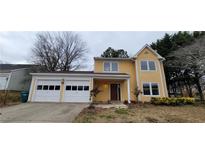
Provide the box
[92,72,129,79]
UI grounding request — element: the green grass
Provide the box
[115,108,128,114]
[99,114,115,119]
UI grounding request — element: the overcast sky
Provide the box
[0,31,175,70]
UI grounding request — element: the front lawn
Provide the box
[74,103,205,123]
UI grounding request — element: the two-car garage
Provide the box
[29,72,92,103]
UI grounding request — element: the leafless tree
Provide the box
[167,36,205,100]
[31,32,88,71]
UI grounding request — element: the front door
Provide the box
[110,84,120,101]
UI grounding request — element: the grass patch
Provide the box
[99,114,115,120]
[74,103,205,123]
[115,108,128,114]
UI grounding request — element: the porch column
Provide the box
[127,78,131,104]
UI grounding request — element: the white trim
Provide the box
[158,61,165,97]
[142,82,160,97]
[5,72,12,90]
[135,59,141,101]
[31,77,37,102]
[30,73,129,78]
[28,77,34,102]
[108,84,111,101]
[90,78,94,102]
[140,60,157,72]
[103,61,119,73]
[127,78,131,103]
[94,57,133,61]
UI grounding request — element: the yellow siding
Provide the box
[93,79,125,102]
[94,46,168,102]
[94,60,137,101]
[135,47,168,102]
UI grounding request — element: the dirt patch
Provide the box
[74,103,205,123]
[145,117,159,123]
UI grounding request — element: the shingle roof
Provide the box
[0,64,36,73]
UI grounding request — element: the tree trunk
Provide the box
[194,74,204,101]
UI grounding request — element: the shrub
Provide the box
[0,91,20,106]
[151,97,195,106]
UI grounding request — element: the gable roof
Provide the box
[134,44,165,60]
[94,44,165,61]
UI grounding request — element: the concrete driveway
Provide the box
[0,103,89,123]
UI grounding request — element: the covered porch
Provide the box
[91,73,130,103]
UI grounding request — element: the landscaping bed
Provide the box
[74,103,205,123]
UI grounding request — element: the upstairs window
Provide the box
[104,62,118,72]
[141,60,156,71]
[141,61,148,70]
[149,61,156,70]
[104,62,110,71]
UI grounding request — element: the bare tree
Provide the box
[31,32,87,71]
[167,36,205,100]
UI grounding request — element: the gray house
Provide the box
[0,64,36,91]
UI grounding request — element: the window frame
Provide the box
[142,82,160,96]
[140,60,157,71]
[104,62,111,72]
[151,83,159,96]
[142,83,151,95]
[103,61,119,72]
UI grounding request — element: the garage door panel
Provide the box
[64,80,90,103]
[33,80,61,102]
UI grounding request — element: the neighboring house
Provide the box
[0,64,35,91]
[28,44,168,103]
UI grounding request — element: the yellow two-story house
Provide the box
[28,44,168,103]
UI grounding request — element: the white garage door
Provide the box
[64,80,90,103]
[0,76,8,90]
[33,80,61,102]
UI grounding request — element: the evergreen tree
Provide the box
[151,31,205,99]
[101,47,129,58]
